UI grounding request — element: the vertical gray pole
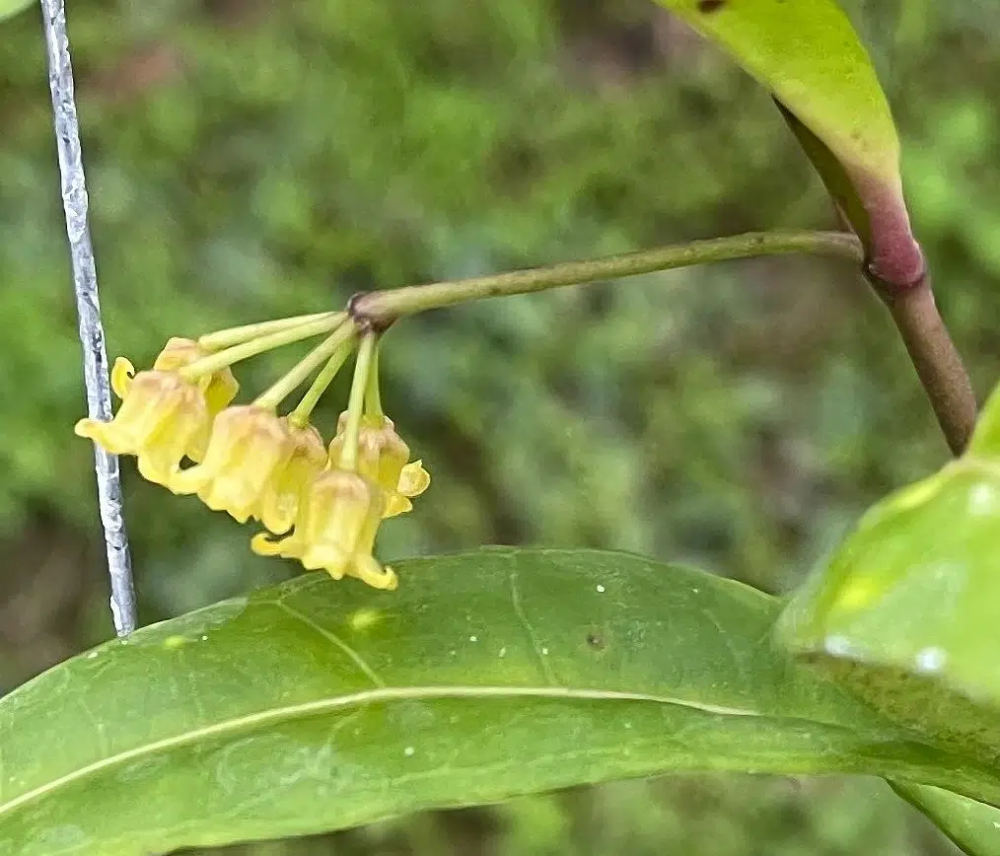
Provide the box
[39,0,137,635]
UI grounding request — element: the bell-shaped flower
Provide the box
[170,406,296,523]
[252,468,397,590]
[327,412,430,518]
[254,421,327,535]
[75,371,209,488]
[152,337,240,419]
[104,337,239,463]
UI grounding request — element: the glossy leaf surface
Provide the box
[1,548,997,855]
[777,381,1000,760]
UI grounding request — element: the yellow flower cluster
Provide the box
[74,325,429,590]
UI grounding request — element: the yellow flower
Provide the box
[75,371,210,487]
[327,412,430,518]
[255,421,327,534]
[111,338,240,462]
[251,468,397,590]
[170,406,303,524]
[391,461,431,516]
[152,338,240,418]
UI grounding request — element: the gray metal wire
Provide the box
[40,0,137,635]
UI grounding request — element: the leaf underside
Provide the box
[655,0,922,283]
[654,0,899,182]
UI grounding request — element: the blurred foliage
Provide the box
[0,0,998,853]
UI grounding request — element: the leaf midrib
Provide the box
[0,684,761,820]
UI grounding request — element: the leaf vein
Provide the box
[509,571,559,686]
[277,602,386,688]
[0,685,760,821]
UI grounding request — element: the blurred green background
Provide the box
[1,0,998,852]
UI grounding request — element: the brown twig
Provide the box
[874,273,978,455]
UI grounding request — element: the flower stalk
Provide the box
[365,342,384,418]
[289,333,359,427]
[254,321,356,412]
[347,227,975,455]
[199,312,339,352]
[349,230,862,325]
[181,313,346,382]
[339,333,379,472]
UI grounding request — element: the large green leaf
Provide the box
[776,381,1000,763]
[773,383,1000,851]
[776,459,1000,756]
[0,548,997,854]
[654,0,923,286]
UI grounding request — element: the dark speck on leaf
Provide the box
[697,0,726,12]
[586,632,606,650]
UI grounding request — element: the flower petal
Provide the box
[383,494,413,519]
[111,358,135,400]
[397,460,430,498]
[250,530,294,558]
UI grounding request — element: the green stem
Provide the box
[350,231,862,325]
[198,312,338,352]
[179,313,346,381]
[339,334,378,472]
[288,331,359,427]
[255,321,356,412]
[343,226,973,458]
[364,339,383,417]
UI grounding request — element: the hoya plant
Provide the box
[2,0,998,854]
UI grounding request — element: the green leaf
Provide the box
[967,378,1000,459]
[0,0,32,24]
[776,383,1000,762]
[654,0,922,286]
[0,548,997,854]
[890,783,1000,856]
